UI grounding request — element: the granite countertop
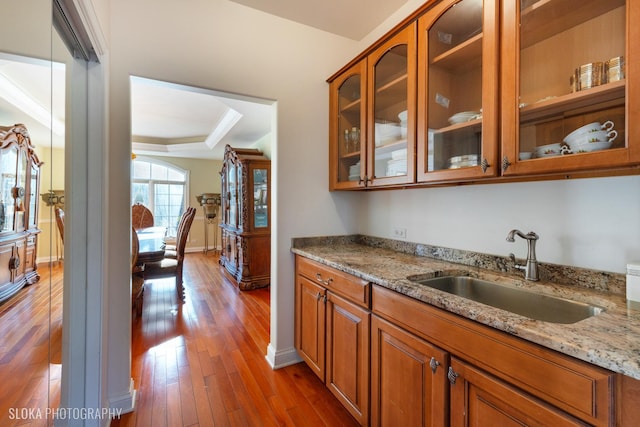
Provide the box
[291,235,640,380]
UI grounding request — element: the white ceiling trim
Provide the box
[204,108,243,149]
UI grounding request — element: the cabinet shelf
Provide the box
[433,118,482,134]
[431,33,483,72]
[374,139,407,160]
[521,0,625,48]
[520,79,625,122]
[340,98,362,115]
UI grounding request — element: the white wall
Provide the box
[358,176,640,274]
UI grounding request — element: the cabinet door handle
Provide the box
[502,156,511,172]
[481,158,490,173]
[429,357,440,373]
[315,273,333,286]
[447,367,459,385]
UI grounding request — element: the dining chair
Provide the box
[131,226,145,318]
[143,207,196,301]
[132,202,154,230]
[54,207,65,243]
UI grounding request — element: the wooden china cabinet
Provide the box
[328,0,640,189]
[219,145,270,290]
[0,124,41,303]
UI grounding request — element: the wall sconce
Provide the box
[41,190,65,207]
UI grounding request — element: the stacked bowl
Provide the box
[564,121,617,153]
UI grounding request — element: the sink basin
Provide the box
[409,275,604,324]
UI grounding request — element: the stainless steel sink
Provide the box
[408,275,604,324]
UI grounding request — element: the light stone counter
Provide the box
[291,235,640,380]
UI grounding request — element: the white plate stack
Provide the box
[348,162,360,181]
[386,149,407,176]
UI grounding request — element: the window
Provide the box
[132,157,189,236]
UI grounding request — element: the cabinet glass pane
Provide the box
[427,0,483,172]
[337,75,362,183]
[373,45,409,178]
[228,163,237,228]
[518,0,626,160]
[29,165,38,228]
[16,151,26,231]
[0,147,17,232]
[253,168,268,228]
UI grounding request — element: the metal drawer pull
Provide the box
[315,273,333,286]
[448,367,459,384]
[429,357,440,373]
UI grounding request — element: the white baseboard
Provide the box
[265,343,302,369]
[185,245,220,254]
[109,378,136,415]
[36,256,63,265]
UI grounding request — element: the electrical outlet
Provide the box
[392,227,407,239]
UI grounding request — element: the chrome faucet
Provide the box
[506,229,539,281]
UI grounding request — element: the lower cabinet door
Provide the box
[326,292,370,425]
[295,275,326,380]
[371,315,449,427]
[448,357,587,427]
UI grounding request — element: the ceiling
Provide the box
[130,77,274,160]
[229,0,408,40]
[0,1,408,160]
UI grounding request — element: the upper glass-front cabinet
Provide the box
[417,0,499,182]
[367,23,416,187]
[329,60,366,190]
[501,0,638,175]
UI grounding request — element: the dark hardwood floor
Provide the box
[0,253,358,427]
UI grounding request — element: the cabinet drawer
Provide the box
[372,284,614,426]
[296,256,370,308]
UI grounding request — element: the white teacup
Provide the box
[564,120,615,145]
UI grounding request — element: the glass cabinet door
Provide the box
[367,23,416,187]
[227,162,237,229]
[330,60,366,189]
[502,0,630,175]
[0,146,18,233]
[253,168,268,229]
[15,151,27,232]
[28,163,39,229]
[417,0,498,182]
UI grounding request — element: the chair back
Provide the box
[132,203,154,229]
[131,226,139,271]
[175,207,196,260]
[54,207,65,243]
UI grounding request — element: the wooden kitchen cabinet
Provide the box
[500,0,640,176]
[0,124,41,303]
[416,0,499,182]
[328,0,640,190]
[294,256,370,425]
[448,357,588,426]
[372,284,614,426]
[328,23,416,189]
[329,60,367,190]
[370,315,448,427]
[219,145,270,290]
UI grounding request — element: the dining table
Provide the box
[136,226,167,263]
